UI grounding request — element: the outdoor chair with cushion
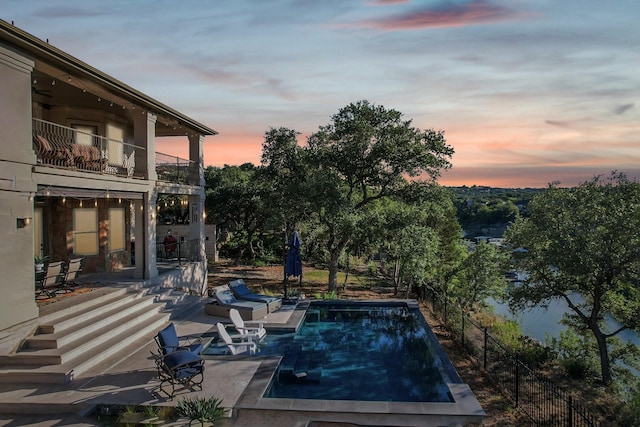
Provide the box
[151,349,204,399]
[205,285,268,321]
[229,279,282,313]
[155,322,203,356]
[229,308,266,341]
[216,322,257,355]
[58,257,82,293]
[36,261,64,299]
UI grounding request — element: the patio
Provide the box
[0,283,301,426]
[0,270,484,426]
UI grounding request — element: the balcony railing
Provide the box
[155,151,198,185]
[33,119,143,178]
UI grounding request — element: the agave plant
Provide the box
[176,396,225,426]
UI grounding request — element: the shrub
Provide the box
[176,396,225,425]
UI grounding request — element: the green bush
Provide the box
[176,396,225,425]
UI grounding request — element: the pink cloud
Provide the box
[356,0,531,30]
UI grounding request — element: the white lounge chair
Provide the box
[216,322,257,355]
[230,308,266,341]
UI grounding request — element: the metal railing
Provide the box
[155,152,198,185]
[425,288,602,426]
[156,238,202,264]
[32,119,143,178]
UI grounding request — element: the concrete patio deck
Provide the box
[0,271,485,426]
[0,288,302,426]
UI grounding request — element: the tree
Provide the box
[504,172,640,386]
[204,164,270,263]
[306,100,454,292]
[260,127,311,239]
[451,241,507,314]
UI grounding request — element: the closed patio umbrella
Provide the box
[284,231,302,298]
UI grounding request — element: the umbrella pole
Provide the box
[284,275,288,299]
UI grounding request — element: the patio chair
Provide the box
[58,257,82,293]
[216,322,257,355]
[229,308,266,341]
[206,285,268,321]
[36,261,64,298]
[229,279,282,313]
[151,349,204,399]
[155,322,203,356]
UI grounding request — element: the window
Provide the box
[106,123,124,165]
[73,124,98,147]
[73,209,98,255]
[109,208,125,252]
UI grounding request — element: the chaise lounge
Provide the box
[205,285,268,321]
[229,279,282,313]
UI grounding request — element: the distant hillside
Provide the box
[447,186,543,238]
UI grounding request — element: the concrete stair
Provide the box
[0,286,172,384]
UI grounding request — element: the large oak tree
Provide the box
[306,100,454,292]
[505,173,640,385]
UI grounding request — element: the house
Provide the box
[0,20,217,334]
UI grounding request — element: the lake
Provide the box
[488,292,640,347]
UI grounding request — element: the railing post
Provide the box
[483,327,488,370]
[515,359,519,408]
[567,395,573,427]
[443,297,447,325]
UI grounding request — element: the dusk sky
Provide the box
[4,1,639,187]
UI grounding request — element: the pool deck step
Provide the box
[0,286,172,384]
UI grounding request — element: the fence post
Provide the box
[444,297,447,325]
[483,327,488,371]
[515,360,519,408]
[567,395,573,427]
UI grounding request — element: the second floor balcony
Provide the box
[33,119,198,185]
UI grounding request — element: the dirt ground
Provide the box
[207,261,530,426]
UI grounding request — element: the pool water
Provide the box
[205,301,459,402]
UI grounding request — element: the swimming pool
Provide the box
[204,301,460,403]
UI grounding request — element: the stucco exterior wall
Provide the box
[0,44,39,332]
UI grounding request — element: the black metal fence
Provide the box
[156,238,203,264]
[425,288,602,426]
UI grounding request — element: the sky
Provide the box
[4,0,640,188]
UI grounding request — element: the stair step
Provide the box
[38,287,129,326]
[38,287,135,334]
[26,294,157,349]
[7,301,165,366]
[0,312,170,384]
[67,311,170,379]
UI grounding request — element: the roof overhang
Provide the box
[0,19,218,137]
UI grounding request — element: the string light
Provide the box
[51,80,55,86]
[32,77,37,84]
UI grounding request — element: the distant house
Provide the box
[0,20,217,333]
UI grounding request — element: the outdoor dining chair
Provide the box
[155,322,203,356]
[151,349,204,399]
